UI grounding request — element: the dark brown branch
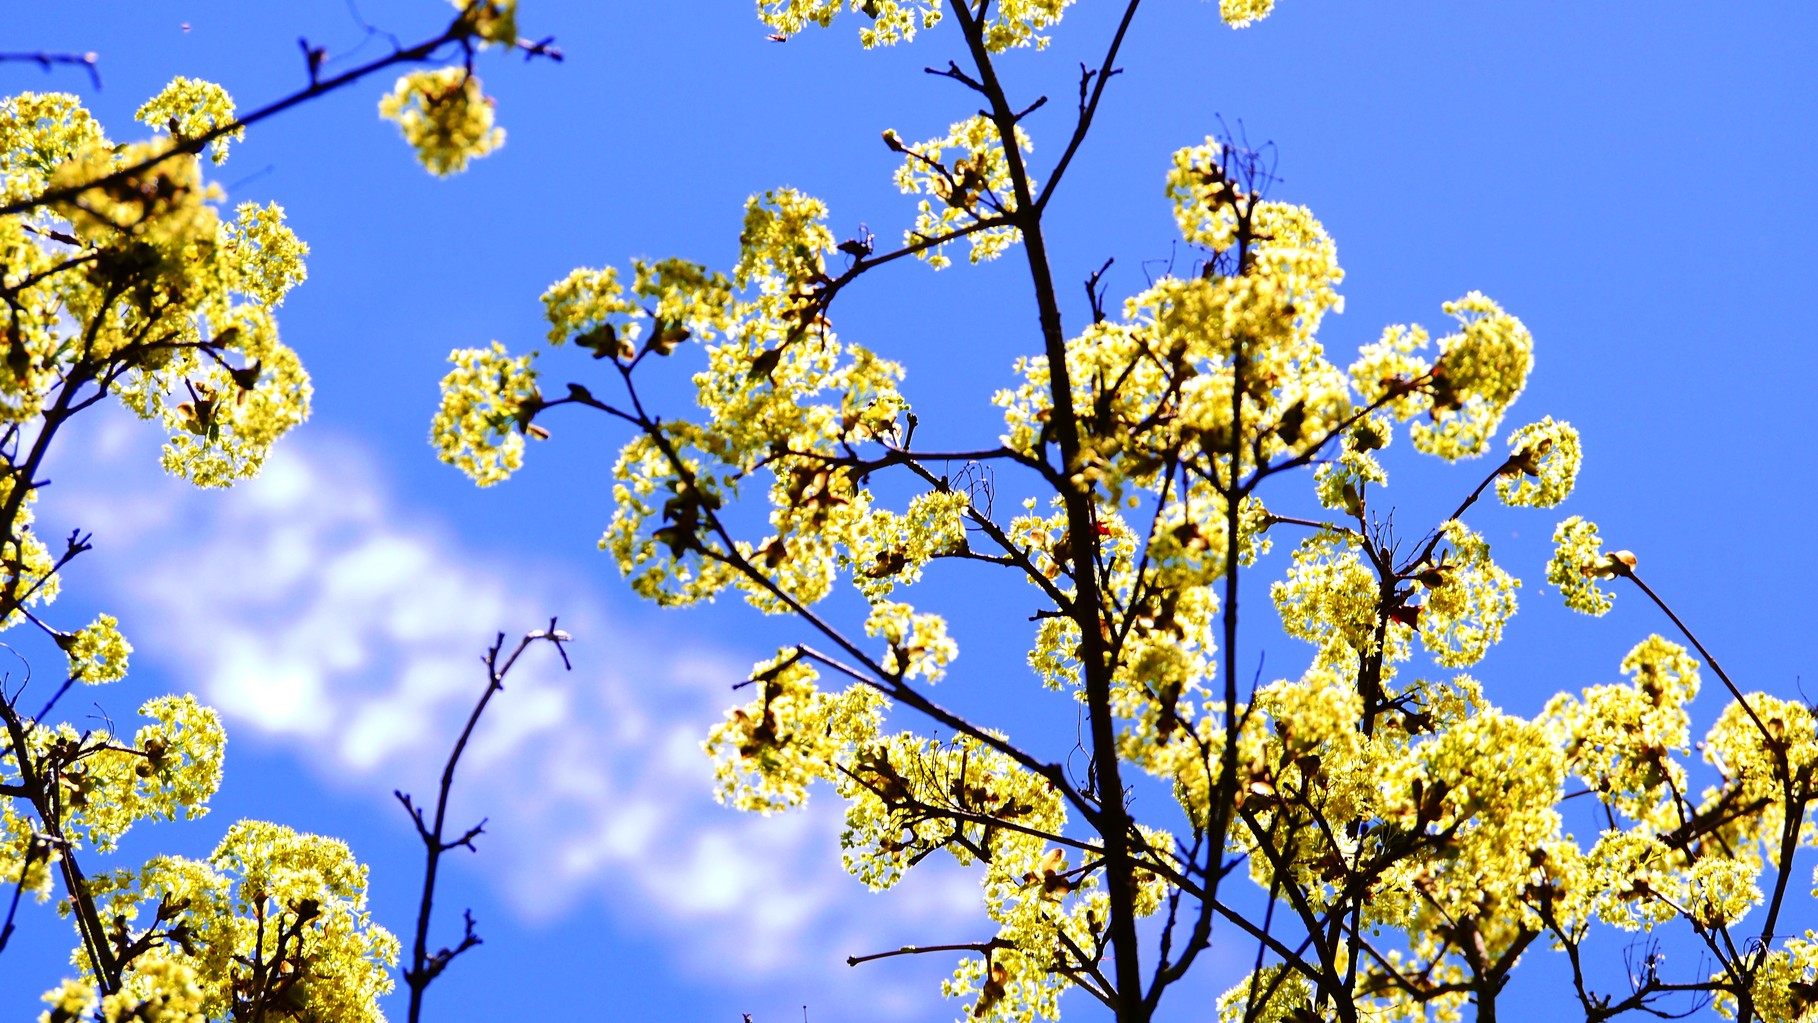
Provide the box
[925,61,985,93]
[0,251,103,301]
[943,3,1151,1013]
[1237,808,1351,1019]
[1264,513,1355,536]
[0,51,100,90]
[1400,453,1519,576]
[1084,257,1114,323]
[399,620,571,1023]
[848,938,1006,967]
[1013,95,1049,122]
[1619,570,1778,773]
[0,836,46,956]
[1035,1,1141,213]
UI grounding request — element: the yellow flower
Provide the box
[378,67,504,176]
[1547,515,1618,615]
[62,613,132,685]
[1218,0,1277,28]
[431,341,540,486]
[134,76,241,163]
[890,115,1030,267]
[759,0,943,48]
[1497,416,1582,508]
[452,0,518,46]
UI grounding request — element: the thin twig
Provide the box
[399,619,572,1023]
[848,938,1006,967]
[0,51,101,90]
[0,836,46,955]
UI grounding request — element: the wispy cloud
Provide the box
[40,413,980,1004]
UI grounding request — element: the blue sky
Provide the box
[4,2,1817,1020]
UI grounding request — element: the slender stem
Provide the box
[0,51,101,90]
[1621,571,1777,766]
[847,938,1006,967]
[1036,0,1144,213]
[1265,514,1352,535]
[401,622,570,1023]
[0,834,43,955]
[1402,454,1517,575]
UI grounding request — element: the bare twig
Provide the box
[0,835,47,955]
[0,51,101,90]
[398,619,572,1023]
[848,938,1007,967]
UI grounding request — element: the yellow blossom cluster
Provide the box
[66,821,399,1023]
[1497,416,1582,508]
[5,696,221,860]
[134,76,243,164]
[759,0,1272,46]
[1547,514,1621,615]
[378,68,504,177]
[1272,532,1400,675]
[453,0,520,46]
[1,89,315,486]
[846,488,970,599]
[1217,965,1312,1023]
[1218,0,1277,29]
[889,116,1031,268]
[431,341,540,486]
[1348,292,1536,461]
[866,600,959,680]
[977,0,1073,51]
[62,613,133,685]
[705,651,886,813]
[760,0,944,47]
[373,5,522,173]
[1543,635,1701,831]
[1414,521,1519,668]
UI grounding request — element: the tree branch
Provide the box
[0,51,101,90]
[399,620,571,1023]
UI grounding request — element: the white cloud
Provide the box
[39,412,983,1008]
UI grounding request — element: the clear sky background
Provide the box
[3,2,1816,1021]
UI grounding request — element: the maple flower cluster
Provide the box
[2,83,313,487]
[379,68,505,177]
[378,1,521,175]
